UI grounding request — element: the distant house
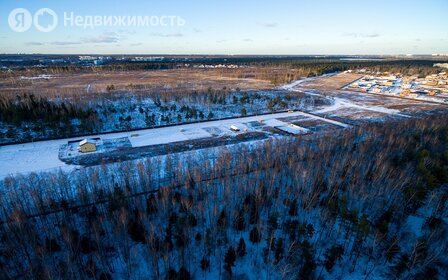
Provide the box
[371,87,382,93]
[426,80,438,86]
[230,125,240,132]
[79,139,97,153]
[400,90,410,97]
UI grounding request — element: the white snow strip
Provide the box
[19,74,53,80]
[298,111,351,128]
[315,97,410,118]
[276,124,310,135]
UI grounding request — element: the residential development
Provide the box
[346,69,448,103]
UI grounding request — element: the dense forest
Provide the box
[1,114,446,279]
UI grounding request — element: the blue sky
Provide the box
[0,0,447,55]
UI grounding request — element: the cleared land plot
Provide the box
[333,92,445,115]
[298,72,364,91]
[291,118,340,132]
[0,111,316,177]
[59,137,132,161]
[318,107,392,122]
[62,132,269,166]
[275,124,309,135]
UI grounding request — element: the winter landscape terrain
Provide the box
[2,0,448,278]
[1,56,448,280]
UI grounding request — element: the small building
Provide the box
[429,90,439,96]
[400,90,410,97]
[382,80,394,86]
[371,87,383,93]
[426,80,438,86]
[230,125,240,132]
[79,139,97,153]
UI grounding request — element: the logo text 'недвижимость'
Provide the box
[8,8,186,33]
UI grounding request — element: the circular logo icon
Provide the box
[8,8,32,32]
[34,8,58,32]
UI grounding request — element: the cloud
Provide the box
[130,43,143,46]
[343,32,379,38]
[193,28,202,33]
[25,42,45,46]
[50,41,82,46]
[151,32,183,38]
[216,40,227,43]
[263,22,278,28]
[243,38,253,42]
[82,31,120,43]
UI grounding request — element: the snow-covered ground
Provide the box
[19,74,54,80]
[315,96,410,118]
[0,139,77,177]
[0,111,337,178]
[279,72,337,91]
[276,124,310,135]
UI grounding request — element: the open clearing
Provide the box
[0,68,278,98]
